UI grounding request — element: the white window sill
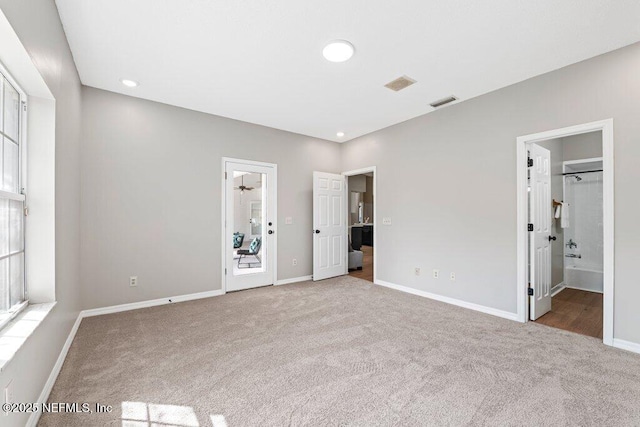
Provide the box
[0,302,56,372]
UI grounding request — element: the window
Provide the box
[0,68,26,329]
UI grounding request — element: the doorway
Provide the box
[223,158,277,292]
[344,167,376,283]
[516,120,614,345]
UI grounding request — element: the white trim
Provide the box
[221,158,226,293]
[564,285,603,294]
[612,338,640,355]
[26,288,225,426]
[81,289,224,318]
[563,157,603,167]
[0,189,26,202]
[551,283,566,297]
[26,313,81,427]
[375,279,519,322]
[275,275,313,286]
[516,119,614,346]
[342,166,377,284]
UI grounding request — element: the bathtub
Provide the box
[564,265,603,293]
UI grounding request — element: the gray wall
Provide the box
[363,175,374,222]
[0,1,82,426]
[341,42,640,344]
[80,87,341,309]
[538,132,603,289]
[563,131,603,161]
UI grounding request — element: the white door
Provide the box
[313,172,347,281]
[225,160,277,292]
[529,144,552,320]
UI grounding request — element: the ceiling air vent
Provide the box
[384,75,416,92]
[429,96,458,108]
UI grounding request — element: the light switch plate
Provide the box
[382,217,392,225]
[285,217,293,225]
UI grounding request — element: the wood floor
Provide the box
[535,288,603,339]
[349,245,373,282]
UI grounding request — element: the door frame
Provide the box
[516,119,614,345]
[221,157,278,293]
[342,166,377,284]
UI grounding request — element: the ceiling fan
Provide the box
[234,175,255,194]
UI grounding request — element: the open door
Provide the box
[313,171,347,281]
[529,144,552,320]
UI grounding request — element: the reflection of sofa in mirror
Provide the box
[233,232,245,249]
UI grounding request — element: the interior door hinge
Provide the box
[527,158,533,167]
[225,268,227,275]
[528,223,534,232]
[528,288,534,296]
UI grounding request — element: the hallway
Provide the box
[348,245,373,283]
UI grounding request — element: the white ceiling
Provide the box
[55,0,640,142]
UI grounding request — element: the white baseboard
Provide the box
[613,338,640,355]
[275,275,313,286]
[551,283,566,297]
[27,288,226,426]
[375,280,519,322]
[564,285,604,294]
[81,289,225,318]
[27,314,83,427]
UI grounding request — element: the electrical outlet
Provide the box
[433,269,439,279]
[450,272,456,281]
[130,276,138,287]
[292,258,297,266]
[414,267,420,276]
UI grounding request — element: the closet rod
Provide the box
[562,169,603,175]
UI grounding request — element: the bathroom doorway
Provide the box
[343,167,376,283]
[516,120,614,344]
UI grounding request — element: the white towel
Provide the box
[554,204,561,219]
[560,203,569,229]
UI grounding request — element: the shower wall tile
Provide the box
[565,171,603,272]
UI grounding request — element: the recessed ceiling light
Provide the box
[120,79,139,88]
[336,131,345,138]
[323,40,354,63]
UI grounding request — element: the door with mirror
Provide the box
[224,160,276,292]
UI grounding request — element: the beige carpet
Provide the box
[40,276,640,426]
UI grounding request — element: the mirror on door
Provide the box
[232,171,266,276]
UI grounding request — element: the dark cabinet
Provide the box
[362,225,373,246]
[351,227,362,250]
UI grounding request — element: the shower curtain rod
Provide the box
[562,169,603,176]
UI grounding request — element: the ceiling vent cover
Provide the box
[429,96,458,108]
[384,76,416,92]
